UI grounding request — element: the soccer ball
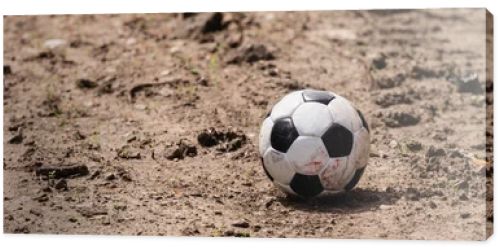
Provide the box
[258,89,370,198]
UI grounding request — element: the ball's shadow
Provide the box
[277,188,401,213]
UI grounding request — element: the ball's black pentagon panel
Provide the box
[356,109,369,132]
[321,123,354,157]
[344,167,366,191]
[261,157,274,181]
[302,90,335,105]
[290,173,324,198]
[270,117,299,153]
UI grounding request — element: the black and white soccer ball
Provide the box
[259,89,370,198]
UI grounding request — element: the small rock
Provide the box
[411,66,439,80]
[33,193,49,202]
[134,104,147,110]
[117,145,141,159]
[89,170,101,180]
[29,209,42,217]
[102,217,111,225]
[406,140,422,152]
[426,146,446,158]
[165,139,198,160]
[197,127,247,152]
[454,73,483,94]
[35,164,89,179]
[43,39,67,50]
[227,44,275,64]
[74,130,86,140]
[389,140,398,149]
[76,79,98,89]
[375,73,405,89]
[372,54,387,70]
[369,150,380,157]
[231,221,250,228]
[382,110,420,127]
[105,173,116,181]
[8,129,23,144]
[460,212,471,219]
[77,206,108,218]
[54,179,68,191]
[4,65,12,75]
[201,12,225,34]
[68,217,78,223]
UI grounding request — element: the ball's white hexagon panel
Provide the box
[292,102,334,137]
[340,153,358,188]
[258,117,274,156]
[354,127,370,169]
[262,148,296,185]
[318,157,349,191]
[286,136,329,175]
[327,95,362,132]
[270,91,304,121]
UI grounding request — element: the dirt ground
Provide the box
[2,9,493,240]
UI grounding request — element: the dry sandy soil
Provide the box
[3,9,493,240]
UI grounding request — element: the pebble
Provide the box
[8,129,23,144]
[76,79,97,89]
[406,140,422,152]
[134,104,147,110]
[105,173,116,181]
[379,205,391,210]
[372,54,387,70]
[54,179,68,191]
[460,213,471,219]
[43,39,67,50]
[4,65,12,75]
[232,221,250,228]
[426,146,446,158]
[389,140,398,149]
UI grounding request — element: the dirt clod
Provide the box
[8,129,23,144]
[406,140,422,152]
[4,65,12,75]
[197,128,247,152]
[53,179,68,191]
[201,13,225,34]
[227,44,275,64]
[117,145,141,159]
[165,139,198,160]
[232,221,250,228]
[372,54,387,69]
[76,79,98,89]
[35,164,89,179]
[451,73,483,94]
[426,146,446,158]
[382,110,421,127]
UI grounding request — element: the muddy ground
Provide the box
[3,9,493,240]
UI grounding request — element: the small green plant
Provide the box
[48,170,56,180]
[207,50,223,87]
